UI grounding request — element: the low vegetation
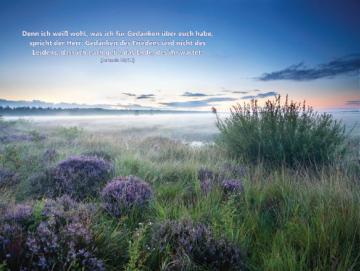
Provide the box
[0,97,359,270]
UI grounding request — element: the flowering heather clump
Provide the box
[220,163,246,180]
[25,221,104,271]
[52,155,113,200]
[221,179,244,195]
[0,196,104,271]
[42,194,77,213]
[41,195,96,226]
[198,168,215,194]
[0,133,45,143]
[3,204,33,225]
[101,176,153,218]
[198,168,214,182]
[64,222,92,244]
[0,168,18,188]
[27,170,56,199]
[0,223,27,269]
[151,220,245,270]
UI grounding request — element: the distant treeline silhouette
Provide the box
[0,106,198,116]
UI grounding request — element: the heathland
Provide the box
[0,97,359,271]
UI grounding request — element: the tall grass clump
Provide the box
[216,95,346,167]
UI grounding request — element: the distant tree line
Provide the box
[0,106,197,116]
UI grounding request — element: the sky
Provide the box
[0,0,359,111]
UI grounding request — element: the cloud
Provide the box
[222,89,268,94]
[160,97,236,108]
[136,94,155,100]
[231,91,248,94]
[345,100,360,106]
[221,88,248,94]
[122,92,136,97]
[257,91,278,98]
[115,103,158,110]
[182,92,208,97]
[204,97,236,102]
[241,95,256,99]
[259,54,360,81]
[241,91,278,100]
[160,101,210,107]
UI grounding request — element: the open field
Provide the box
[3,110,360,141]
[0,112,360,270]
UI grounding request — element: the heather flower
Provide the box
[27,170,55,199]
[0,133,45,143]
[70,248,105,271]
[0,223,27,269]
[198,168,215,194]
[28,221,60,255]
[11,196,103,271]
[0,134,32,143]
[63,222,92,245]
[101,176,153,218]
[221,179,244,195]
[42,195,95,227]
[0,168,18,188]
[151,220,245,270]
[52,155,113,200]
[220,163,246,180]
[25,220,105,271]
[3,204,33,224]
[198,168,214,182]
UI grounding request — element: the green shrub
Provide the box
[216,95,346,167]
[147,220,246,270]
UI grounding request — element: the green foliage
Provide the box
[28,199,45,231]
[91,215,131,269]
[1,119,360,270]
[126,222,151,271]
[217,95,346,167]
[56,126,83,141]
[0,145,22,170]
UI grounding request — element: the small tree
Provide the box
[216,95,346,167]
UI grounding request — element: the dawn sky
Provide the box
[0,0,359,110]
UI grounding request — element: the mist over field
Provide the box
[3,110,360,142]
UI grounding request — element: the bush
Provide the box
[198,168,215,194]
[101,176,153,218]
[27,170,55,199]
[3,204,33,225]
[221,179,244,195]
[0,196,104,271]
[219,163,246,180]
[198,165,246,195]
[150,220,245,270]
[216,95,346,167]
[0,168,18,188]
[51,155,113,200]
